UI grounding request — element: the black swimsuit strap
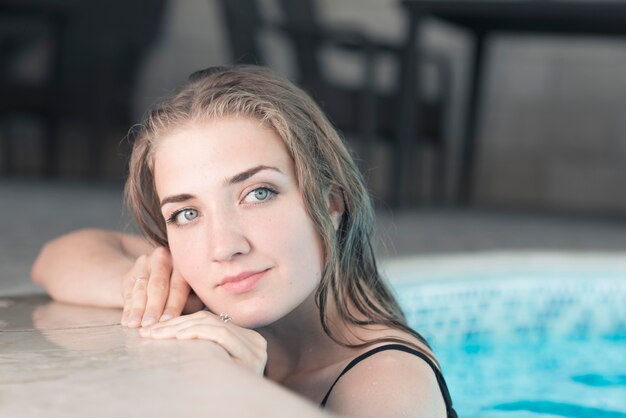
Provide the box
[319,344,457,418]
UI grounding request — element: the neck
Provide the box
[257,293,351,383]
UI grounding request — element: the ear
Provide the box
[327,186,345,231]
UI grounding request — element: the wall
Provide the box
[475,37,626,214]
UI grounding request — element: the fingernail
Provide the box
[159,314,172,322]
[142,316,156,327]
[128,315,141,327]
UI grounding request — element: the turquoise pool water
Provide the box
[389,255,626,418]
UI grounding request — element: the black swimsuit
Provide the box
[319,344,458,418]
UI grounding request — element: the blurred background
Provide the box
[2,0,626,295]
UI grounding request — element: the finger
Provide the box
[140,311,212,335]
[142,316,260,357]
[147,321,234,345]
[121,255,149,327]
[141,248,173,326]
[121,280,132,326]
[175,325,267,374]
[127,273,149,328]
[138,315,267,374]
[160,269,192,322]
[121,300,131,327]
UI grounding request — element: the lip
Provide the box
[219,269,269,294]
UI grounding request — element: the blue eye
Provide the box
[254,189,269,200]
[243,187,277,204]
[167,208,198,225]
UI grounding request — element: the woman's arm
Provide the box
[31,228,154,308]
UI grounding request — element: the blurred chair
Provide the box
[218,0,452,204]
[0,1,165,178]
[54,1,166,178]
[0,4,63,176]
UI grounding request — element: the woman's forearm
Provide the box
[31,228,154,308]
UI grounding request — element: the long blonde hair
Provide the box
[125,65,432,355]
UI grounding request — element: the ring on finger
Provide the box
[219,313,233,324]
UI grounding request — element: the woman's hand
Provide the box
[139,311,268,376]
[120,247,205,328]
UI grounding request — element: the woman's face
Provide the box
[153,116,325,328]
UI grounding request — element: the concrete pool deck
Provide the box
[0,295,329,418]
[2,179,626,416]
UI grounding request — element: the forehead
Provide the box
[153,117,295,192]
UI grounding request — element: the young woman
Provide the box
[32,65,457,418]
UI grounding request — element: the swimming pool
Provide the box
[385,252,626,418]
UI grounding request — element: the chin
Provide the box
[232,305,285,329]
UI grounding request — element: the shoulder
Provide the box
[324,346,447,418]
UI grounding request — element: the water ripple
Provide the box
[493,401,626,418]
[572,374,626,387]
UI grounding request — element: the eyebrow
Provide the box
[159,165,282,208]
[160,193,195,208]
[225,165,282,185]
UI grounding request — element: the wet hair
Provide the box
[125,65,434,359]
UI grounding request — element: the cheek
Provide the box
[168,236,206,285]
[274,212,325,283]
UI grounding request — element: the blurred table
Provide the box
[397,1,626,206]
[0,295,326,418]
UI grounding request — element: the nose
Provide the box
[206,209,251,262]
